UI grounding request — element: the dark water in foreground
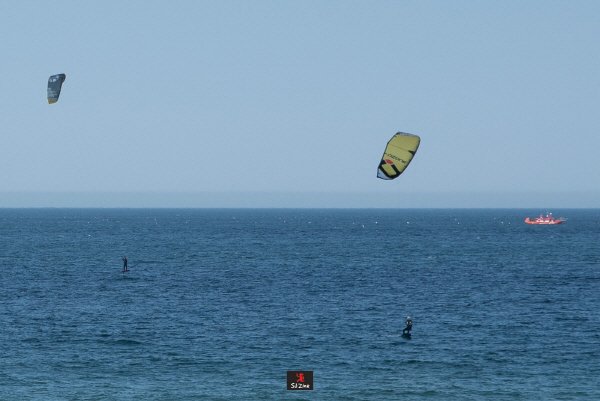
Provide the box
[1,209,599,400]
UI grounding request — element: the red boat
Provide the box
[524,213,566,225]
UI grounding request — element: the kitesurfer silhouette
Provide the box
[122,256,128,271]
[403,317,412,336]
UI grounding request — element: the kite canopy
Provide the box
[377,132,420,180]
[47,74,66,104]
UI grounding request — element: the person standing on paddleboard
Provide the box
[122,256,128,271]
[403,317,412,335]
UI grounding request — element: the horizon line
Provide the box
[1,191,598,208]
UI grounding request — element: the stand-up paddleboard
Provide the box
[122,269,130,273]
[401,333,411,339]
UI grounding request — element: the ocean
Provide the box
[1,209,599,400]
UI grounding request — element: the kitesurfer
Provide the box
[403,317,412,335]
[122,256,128,270]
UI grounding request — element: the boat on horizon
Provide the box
[524,213,566,225]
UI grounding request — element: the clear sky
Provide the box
[1,1,599,207]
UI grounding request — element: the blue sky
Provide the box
[1,1,599,207]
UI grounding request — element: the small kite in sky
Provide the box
[47,74,66,104]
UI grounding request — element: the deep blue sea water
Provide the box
[1,209,599,400]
